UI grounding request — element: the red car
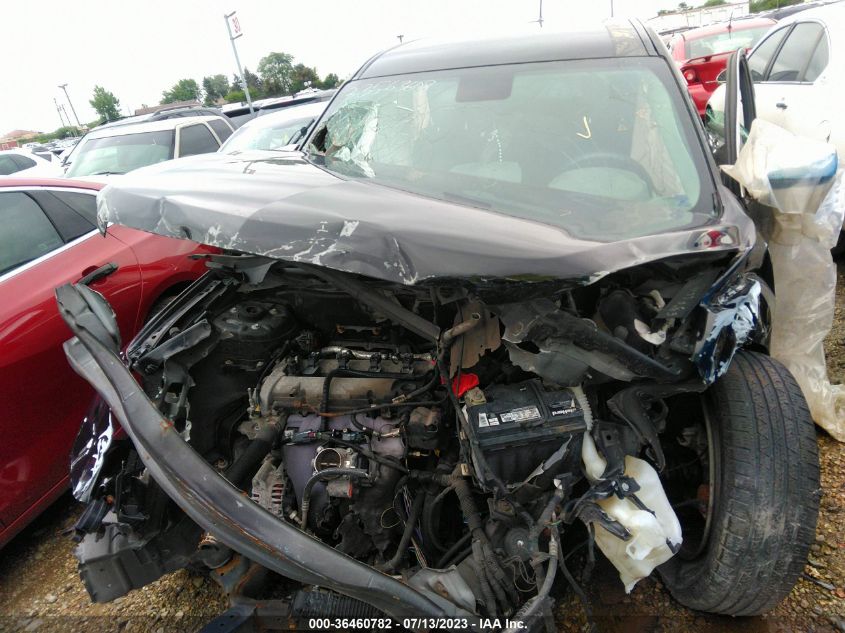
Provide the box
[669,18,775,116]
[0,178,214,547]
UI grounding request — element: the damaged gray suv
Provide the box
[57,21,819,631]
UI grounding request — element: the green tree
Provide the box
[290,63,320,94]
[202,74,231,105]
[161,78,201,104]
[258,52,294,95]
[224,90,246,104]
[702,0,727,5]
[318,73,341,89]
[677,2,690,10]
[89,86,122,122]
[243,67,264,97]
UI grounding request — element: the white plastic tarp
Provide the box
[723,119,845,441]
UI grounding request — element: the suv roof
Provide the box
[96,106,223,130]
[354,21,657,79]
[84,115,223,139]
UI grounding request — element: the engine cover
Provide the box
[464,380,587,490]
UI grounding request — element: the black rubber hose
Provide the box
[379,493,425,573]
[436,531,472,568]
[528,486,567,544]
[558,538,594,627]
[224,422,279,489]
[473,542,499,617]
[421,489,449,554]
[504,527,560,632]
[301,468,369,530]
[450,471,513,614]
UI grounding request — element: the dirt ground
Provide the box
[1,265,844,633]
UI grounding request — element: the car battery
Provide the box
[464,380,587,490]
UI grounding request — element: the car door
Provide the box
[175,122,221,157]
[770,21,832,144]
[752,21,831,140]
[746,24,792,127]
[0,187,143,535]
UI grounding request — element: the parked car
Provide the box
[669,17,775,116]
[219,101,328,154]
[64,116,234,179]
[221,88,336,129]
[0,177,215,548]
[708,4,844,157]
[94,105,226,131]
[0,149,61,177]
[59,21,821,628]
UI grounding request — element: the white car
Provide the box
[708,4,845,153]
[64,115,235,180]
[0,149,61,177]
[219,101,327,154]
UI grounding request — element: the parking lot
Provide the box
[5,2,845,632]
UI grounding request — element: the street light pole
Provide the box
[54,98,68,127]
[224,12,254,114]
[58,84,82,127]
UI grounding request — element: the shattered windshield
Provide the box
[307,58,714,241]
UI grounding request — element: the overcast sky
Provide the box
[1,0,672,133]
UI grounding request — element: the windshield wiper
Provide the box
[88,171,126,176]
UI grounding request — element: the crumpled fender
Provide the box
[55,282,467,623]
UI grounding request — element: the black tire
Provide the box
[661,351,820,616]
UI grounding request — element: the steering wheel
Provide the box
[556,151,656,196]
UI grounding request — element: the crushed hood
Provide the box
[98,151,755,286]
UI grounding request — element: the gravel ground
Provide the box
[1,265,844,633]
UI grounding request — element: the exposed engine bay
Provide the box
[63,251,768,626]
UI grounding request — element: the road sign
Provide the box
[227,12,243,39]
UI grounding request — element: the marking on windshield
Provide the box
[576,116,592,139]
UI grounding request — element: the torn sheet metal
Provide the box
[724,119,845,440]
[95,150,755,287]
[498,299,681,383]
[69,398,114,503]
[693,275,762,384]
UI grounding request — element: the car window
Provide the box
[53,191,99,225]
[209,119,234,142]
[768,22,824,82]
[748,26,790,81]
[0,192,64,276]
[686,26,771,59]
[222,115,316,153]
[66,130,175,177]
[0,155,20,175]
[30,191,97,241]
[804,31,829,82]
[11,154,37,170]
[178,124,219,156]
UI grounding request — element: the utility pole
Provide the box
[224,12,254,114]
[610,0,614,17]
[58,83,82,127]
[54,98,68,127]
